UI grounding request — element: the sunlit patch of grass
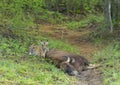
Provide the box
[0,57,76,85]
[48,39,80,54]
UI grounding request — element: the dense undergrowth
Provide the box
[93,42,120,85]
[65,14,104,30]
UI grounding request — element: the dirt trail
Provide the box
[37,24,103,85]
[39,24,101,58]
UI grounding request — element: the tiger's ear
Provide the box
[45,40,49,45]
[40,40,44,45]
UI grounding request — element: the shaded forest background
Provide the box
[0,0,120,31]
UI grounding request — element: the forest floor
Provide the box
[35,24,104,85]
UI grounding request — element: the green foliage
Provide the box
[0,0,68,28]
[0,0,106,29]
[11,13,34,29]
[65,15,103,30]
[0,38,27,57]
[0,58,75,85]
[0,0,35,29]
[38,10,67,24]
[93,42,120,85]
[1,0,119,30]
[45,0,101,15]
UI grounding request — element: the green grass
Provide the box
[48,39,80,54]
[38,10,67,24]
[93,42,120,85]
[0,58,76,85]
[65,14,104,30]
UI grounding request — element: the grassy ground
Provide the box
[0,56,76,85]
[0,30,78,85]
[93,42,120,85]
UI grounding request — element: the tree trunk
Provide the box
[108,0,113,33]
[104,0,113,33]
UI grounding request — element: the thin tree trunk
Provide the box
[108,0,113,33]
[104,0,113,33]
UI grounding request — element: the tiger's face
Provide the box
[29,40,49,57]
